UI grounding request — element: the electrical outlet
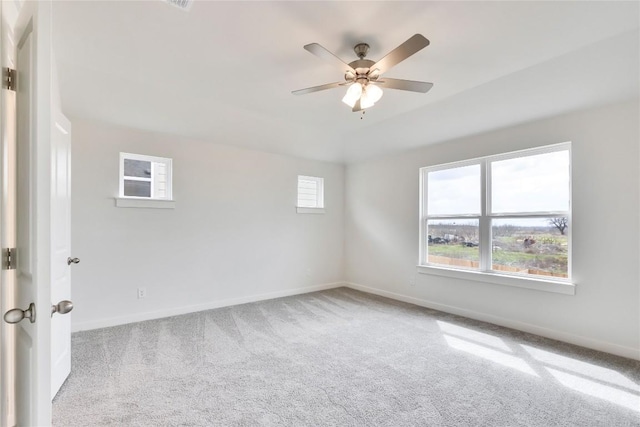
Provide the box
[137,287,146,299]
[409,275,416,287]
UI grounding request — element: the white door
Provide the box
[50,108,72,398]
[2,1,55,425]
[0,1,18,425]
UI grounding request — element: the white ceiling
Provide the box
[53,1,640,163]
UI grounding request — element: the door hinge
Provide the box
[4,68,16,91]
[3,248,16,270]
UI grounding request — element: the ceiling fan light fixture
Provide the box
[360,94,375,109]
[366,84,383,103]
[342,83,363,108]
[359,84,384,109]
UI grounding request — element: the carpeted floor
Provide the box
[53,288,640,426]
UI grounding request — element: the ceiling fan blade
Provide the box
[292,82,343,95]
[304,43,356,74]
[352,98,362,112]
[374,78,433,93]
[369,34,430,75]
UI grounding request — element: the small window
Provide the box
[297,175,324,213]
[119,153,172,200]
[420,143,571,282]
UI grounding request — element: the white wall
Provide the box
[71,101,640,359]
[345,100,640,359]
[71,120,344,330]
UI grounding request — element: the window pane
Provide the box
[428,164,480,215]
[427,219,479,269]
[298,176,323,208]
[491,150,569,213]
[124,159,152,178]
[155,163,166,175]
[492,218,568,278]
[298,181,317,207]
[124,180,151,198]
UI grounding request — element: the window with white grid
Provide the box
[119,152,173,200]
[297,175,324,212]
[420,143,571,283]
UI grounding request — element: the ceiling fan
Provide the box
[292,34,433,112]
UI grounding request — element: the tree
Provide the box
[549,217,568,235]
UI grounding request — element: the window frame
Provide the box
[418,142,574,295]
[296,175,325,214]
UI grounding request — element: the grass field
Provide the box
[427,229,568,277]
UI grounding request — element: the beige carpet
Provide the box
[53,288,640,426]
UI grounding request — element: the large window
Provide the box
[420,143,571,282]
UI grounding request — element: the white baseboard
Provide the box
[71,282,344,332]
[73,280,640,361]
[344,282,640,361]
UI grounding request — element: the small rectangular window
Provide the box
[119,153,172,200]
[297,175,324,210]
[420,143,571,282]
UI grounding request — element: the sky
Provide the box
[427,150,570,226]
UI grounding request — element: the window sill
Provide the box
[296,207,325,214]
[416,265,575,295]
[115,198,175,209]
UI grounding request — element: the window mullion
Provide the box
[480,160,491,271]
[419,172,426,265]
[123,176,152,182]
[150,161,156,199]
[490,211,569,218]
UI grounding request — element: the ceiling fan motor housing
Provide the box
[346,59,376,84]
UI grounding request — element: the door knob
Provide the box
[67,257,80,265]
[51,300,73,316]
[4,303,36,324]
